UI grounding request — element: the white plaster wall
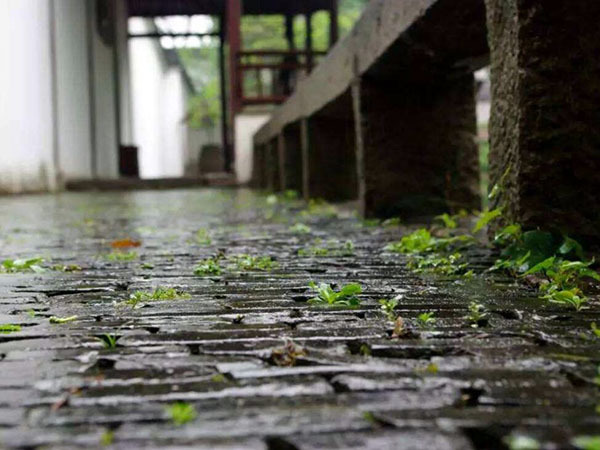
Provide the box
[235,114,270,183]
[130,18,189,179]
[54,0,92,180]
[161,68,187,177]
[129,18,167,179]
[115,0,133,144]
[91,0,119,178]
[0,0,56,193]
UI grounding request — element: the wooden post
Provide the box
[225,0,242,173]
[218,15,229,173]
[304,13,313,72]
[329,0,339,48]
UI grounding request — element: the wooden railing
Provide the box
[236,49,327,107]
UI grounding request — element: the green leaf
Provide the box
[559,236,585,259]
[523,256,556,276]
[339,283,362,297]
[473,208,502,233]
[572,436,600,450]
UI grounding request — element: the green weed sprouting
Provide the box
[407,252,471,276]
[194,257,222,276]
[300,198,338,218]
[385,228,473,277]
[416,312,437,328]
[194,228,212,245]
[298,240,354,257]
[166,402,197,426]
[591,323,600,338]
[379,298,399,321]
[289,223,311,234]
[100,429,114,446]
[49,315,78,324]
[492,226,599,311]
[572,435,600,450]
[385,229,473,255]
[1,258,45,273]
[230,254,277,271]
[434,213,458,230]
[503,435,541,450]
[466,302,488,328]
[106,251,138,261]
[307,281,362,307]
[97,333,119,349]
[120,287,191,308]
[0,324,21,334]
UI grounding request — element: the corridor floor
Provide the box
[0,189,598,449]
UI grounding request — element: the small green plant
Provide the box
[435,213,458,229]
[1,258,45,273]
[166,402,197,426]
[230,254,277,271]
[97,333,119,350]
[503,435,540,450]
[298,240,354,257]
[572,436,600,450]
[379,298,399,321]
[407,252,470,276]
[382,217,402,227]
[300,198,337,218]
[100,429,114,446]
[140,262,154,270]
[49,315,78,324]
[385,229,472,255]
[473,208,503,233]
[541,287,587,311]
[416,312,436,328]
[0,324,21,334]
[283,190,299,200]
[289,223,311,234]
[194,257,222,276]
[106,251,138,261]
[591,322,600,338]
[307,282,362,307]
[466,302,488,328]
[362,218,380,227]
[194,228,212,245]
[122,287,191,308]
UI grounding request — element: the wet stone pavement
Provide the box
[0,189,598,449]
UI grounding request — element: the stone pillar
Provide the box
[264,139,280,191]
[282,123,303,193]
[486,0,600,241]
[250,144,267,189]
[354,75,480,219]
[305,114,358,201]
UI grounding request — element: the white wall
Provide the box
[54,0,93,180]
[162,69,187,176]
[0,0,56,193]
[129,18,189,179]
[235,114,270,184]
[0,0,124,193]
[91,0,119,178]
